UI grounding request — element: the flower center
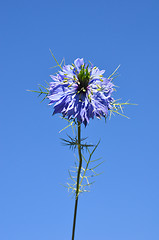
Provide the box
[77,65,90,92]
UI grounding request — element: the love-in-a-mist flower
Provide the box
[29,52,134,240]
[48,58,114,126]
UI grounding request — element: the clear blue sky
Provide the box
[0,0,159,239]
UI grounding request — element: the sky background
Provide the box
[0,0,159,239]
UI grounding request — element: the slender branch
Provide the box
[72,121,82,240]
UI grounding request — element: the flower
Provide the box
[48,58,114,126]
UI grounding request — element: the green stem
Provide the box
[71,121,82,240]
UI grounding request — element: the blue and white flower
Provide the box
[48,58,114,126]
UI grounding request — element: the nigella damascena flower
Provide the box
[48,58,114,126]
